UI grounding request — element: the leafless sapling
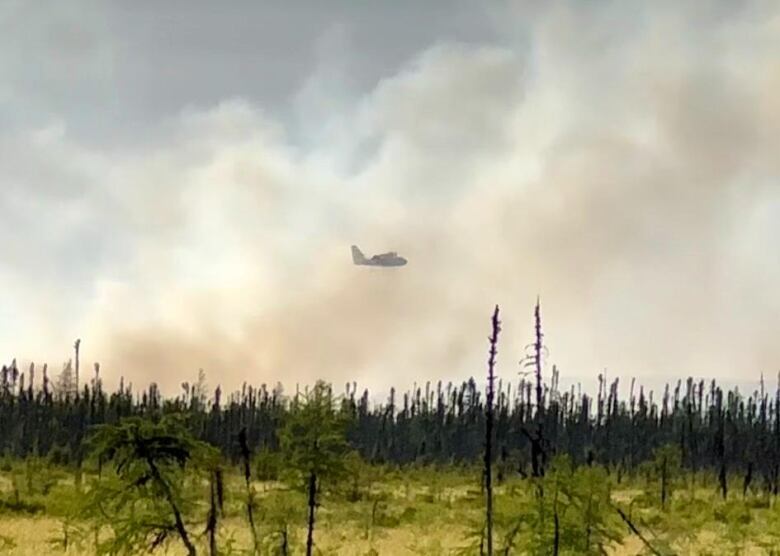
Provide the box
[484,305,501,556]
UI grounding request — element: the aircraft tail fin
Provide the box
[351,245,367,264]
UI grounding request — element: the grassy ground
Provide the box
[0,507,773,555]
[0,463,779,554]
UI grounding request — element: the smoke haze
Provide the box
[1,1,779,396]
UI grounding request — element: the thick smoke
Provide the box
[3,1,780,396]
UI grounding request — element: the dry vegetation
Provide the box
[0,468,779,555]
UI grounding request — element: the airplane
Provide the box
[351,245,407,267]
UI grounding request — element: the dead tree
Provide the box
[484,305,501,556]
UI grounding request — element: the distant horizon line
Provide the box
[2,356,777,404]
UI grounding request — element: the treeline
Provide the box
[1,356,777,493]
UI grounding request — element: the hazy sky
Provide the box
[1,0,779,397]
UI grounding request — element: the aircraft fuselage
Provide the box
[352,245,407,266]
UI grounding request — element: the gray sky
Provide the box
[1,0,779,397]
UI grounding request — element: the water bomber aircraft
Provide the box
[351,245,407,267]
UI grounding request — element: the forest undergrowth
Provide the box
[0,454,780,555]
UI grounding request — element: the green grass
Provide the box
[0,459,779,555]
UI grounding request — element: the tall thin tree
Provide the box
[484,305,501,556]
[522,297,546,478]
[74,339,81,395]
[238,428,260,554]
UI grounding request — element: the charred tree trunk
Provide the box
[719,464,728,500]
[743,461,753,498]
[715,389,728,500]
[306,470,317,556]
[533,298,545,477]
[206,470,220,556]
[238,428,260,554]
[74,339,80,396]
[281,525,289,556]
[484,305,500,556]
